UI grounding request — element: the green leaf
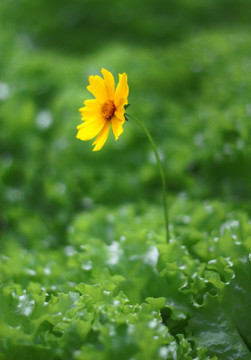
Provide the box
[188,296,251,360]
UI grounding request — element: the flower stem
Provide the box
[126,113,170,243]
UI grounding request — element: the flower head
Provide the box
[77,68,129,151]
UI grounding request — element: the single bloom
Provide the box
[76,68,129,151]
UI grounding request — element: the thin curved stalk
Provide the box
[126,113,170,243]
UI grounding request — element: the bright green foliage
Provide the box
[1,199,251,359]
[1,0,251,358]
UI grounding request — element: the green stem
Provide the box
[126,113,170,243]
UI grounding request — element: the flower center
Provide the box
[101,100,115,119]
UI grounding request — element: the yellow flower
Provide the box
[76,68,129,151]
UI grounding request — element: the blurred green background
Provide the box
[1,2,251,359]
[0,0,251,249]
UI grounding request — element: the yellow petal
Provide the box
[115,97,128,107]
[76,117,106,141]
[114,97,127,121]
[83,99,100,108]
[87,75,109,103]
[79,99,101,121]
[80,106,101,119]
[101,68,115,100]
[114,111,124,122]
[111,116,124,141]
[114,107,126,121]
[114,73,129,107]
[92,121,110,151]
